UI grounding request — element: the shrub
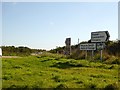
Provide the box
[102,53,111,61]
[111,58,120,64]
[94,54,101,60]
[67,51,86,60]
[104,56,120,64]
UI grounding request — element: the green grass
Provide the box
[2,55,119,89]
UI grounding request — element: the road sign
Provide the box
[97,43,106,50]
[80,43,96,50]
[65,38,71,55]
[65,38,71,46]
[91,31,110,42]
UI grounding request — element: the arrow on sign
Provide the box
[91,31,110,42]
[105,31,110,41]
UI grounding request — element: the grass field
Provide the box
[2,54,119,89]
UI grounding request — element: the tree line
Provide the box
[1,40,120,57]
[1,46,46,56]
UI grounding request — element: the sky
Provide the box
[2,2,118,50]
[118,1,120,40]
[0,2,2,47]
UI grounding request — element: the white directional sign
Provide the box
[80,43,96,50]
[91,31,110,42]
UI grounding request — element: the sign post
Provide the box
[80,43,96,60]
[86,50,87,60]
[91,31,110,61]
[92,50,94,60]
[100,49,102,61]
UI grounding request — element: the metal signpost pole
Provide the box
[92,50,94,60]
[70,45,71,55]
[80,43,96,60]
[100,49,102,61]
[100,42,103,61]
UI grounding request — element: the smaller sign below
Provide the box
[80,43,96,50]
[97,43,106,50]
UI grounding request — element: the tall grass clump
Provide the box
[94,52,110,61]
[67,50,86,60]
[104,56,120,64]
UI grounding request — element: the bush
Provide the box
[67,50,86,60]
[104,56,120,64]
[102,53,111,61]
[111,58,120,64]
[94,54,100,60]
[94,53,110,61]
